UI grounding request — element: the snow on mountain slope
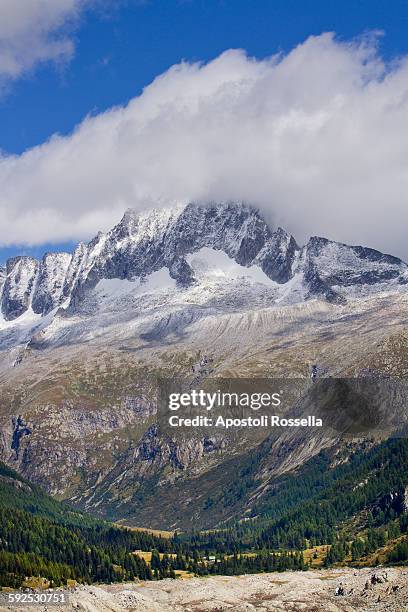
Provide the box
[31,252,72,315]
[0,201,407,350]
[303,237,408,301]
[1,256,39,321]
[186,247,278,285]
[25,250,285,349]
[0,267,5,309]
[95,268,177,301]
[61,242,87,301]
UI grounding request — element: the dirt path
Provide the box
[1,567,407,611]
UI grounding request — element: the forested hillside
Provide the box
[180,438,408,561]
[0,462,170,587]
[1,437,408,589]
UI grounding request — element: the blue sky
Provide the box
[1,0,408,264]
[3,0,408,157]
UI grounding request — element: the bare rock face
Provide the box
[404,486,408,512]
[1,252,71,320]
[31,252,72,315]
[0,266,5,293]
[1,256,38,320]
[255,227,299,283]
[302,236,408,303]
[11,415,32,459]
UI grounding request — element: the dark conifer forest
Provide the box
[1,437,407,588]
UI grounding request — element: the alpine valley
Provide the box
[1,200,408,543]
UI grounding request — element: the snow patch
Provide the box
[95,268,176,299]
[0,306,41,333]
[186,247,277,285]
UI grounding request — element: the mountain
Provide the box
[1,202,407,327]
[1,201,408,530]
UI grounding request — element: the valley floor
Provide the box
[1,567,407,612]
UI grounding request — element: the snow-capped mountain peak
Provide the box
[0,201,407,332]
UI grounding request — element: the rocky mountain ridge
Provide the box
[1,201,407,325]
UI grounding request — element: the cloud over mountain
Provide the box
[0,0,89,84]
[1,32,408,258]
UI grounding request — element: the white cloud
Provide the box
[0,0,89,83]
[1,32,408,259]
